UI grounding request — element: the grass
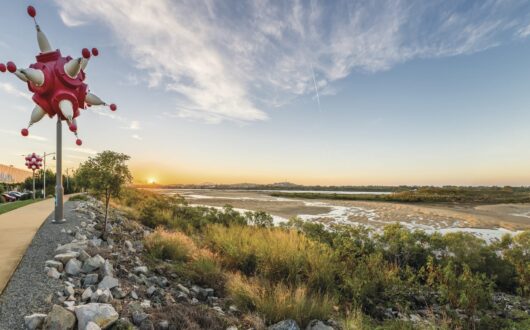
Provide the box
[0,199,41,215]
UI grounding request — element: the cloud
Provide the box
[65,147,98,155]
[0,82,32,100]
[56,0,530,123]
[0,129,47,141]
[131,134,142,141]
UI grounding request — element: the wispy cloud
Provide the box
[56,0,530,123]
[0,128,47,141]
[65,147,98,155]
[131,134,142,141]
[0,82,32,100]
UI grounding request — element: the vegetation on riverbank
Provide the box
[271,186,530,204]
[112,188,530,329]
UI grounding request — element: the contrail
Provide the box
[310,64,321,111]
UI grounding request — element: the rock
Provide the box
[125,240,136,252]
[268,319,300,330]
[146,286,157,296]
[158,320,169,330]
[130,291,139,300]
[101,260,114,277]
[86,322,102,330]
[45,260,64,272]
[84,273,99,286]
[133,266,148,275]
[24,313,47,330]
[64,285,75,297]
[43,305,76,330]
[305,320,333,330]
[82,255,106,273]
[228,305,240,315]
[65,258,82,276]
[98,276,119,290]
[140,300,151,308]
[54,252,79,264]
[82,287,94,302]
[176,284,190,295]
[98,289,113,303]
[47,267,61,279]
[191,285,209,301]
[111,287,126,299]
[139,319,155,330]
[75,303,119,329]
[89,237,103,248]
[132,311,149,325]
[78,250,91,262]
[205,288,214,297]
[174,291,188,303]
[63,301,76,309]
[226,327,238,330]
[55,241,87,254]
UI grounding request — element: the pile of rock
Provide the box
[23,197,338,330]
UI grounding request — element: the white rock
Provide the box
[54,252,80,264]
[82,287,93,302]
[45,260,64,272]
[65,258,82,276]
[86,321,102,330]
[75,303,119,329]
[101,260,114,277]
[82,255,105,272]
[98,276,119,290]
[98,288,113,303]
[47,267,61,279]
[133,266,148,275]
[24,313,46,330]
[55,241,87,254]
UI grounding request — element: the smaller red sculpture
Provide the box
[25,153,43,171]
[0,5,117,145]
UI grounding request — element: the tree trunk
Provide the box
[103,191,110,240]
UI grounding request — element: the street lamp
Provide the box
[24,153,43,200]
[0,6,117,223]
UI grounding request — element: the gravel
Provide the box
[0,201,86,329]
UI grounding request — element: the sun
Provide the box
[147,178,157,185]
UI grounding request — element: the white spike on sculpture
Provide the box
[36,25,53,53]
[64,58,82,78]
[29,105,46,126]
[80,58,89,71]
[21,68,44,86]
[58,99,74,122]
[14,70,29,82]
[85,93,106,106]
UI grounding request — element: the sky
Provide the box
[1,0,530,186]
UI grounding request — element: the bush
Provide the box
[227,273,335,327]
[206,225,336,293]
[145,229,195,262]
[69,194,89,201]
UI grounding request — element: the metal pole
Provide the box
[53,117,65,223]
[32,170,35,200]
[43,152,46,198]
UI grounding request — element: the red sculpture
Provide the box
[25,153,43,171]
[0,5,116,146]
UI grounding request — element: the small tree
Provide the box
[76,151,132,238]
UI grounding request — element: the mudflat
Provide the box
[164,189,530,231]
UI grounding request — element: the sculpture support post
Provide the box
[54,117,65,223]
[32,170,35,200]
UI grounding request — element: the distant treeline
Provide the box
[271,186,530,204]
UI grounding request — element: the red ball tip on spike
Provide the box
[76,139,83,146]
[27,6,36,18]
[6,62,16,73]
[0,64,5,73]
[69,123,77,132]
[21,128,29,137]
[110,103,117,111]
[91,48,99,56]
[82,48,91,59]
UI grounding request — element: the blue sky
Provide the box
[1,0,530,185]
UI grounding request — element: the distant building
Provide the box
[0,164,32,184]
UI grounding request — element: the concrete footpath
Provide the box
[0,197,71,293]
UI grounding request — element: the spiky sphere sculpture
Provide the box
[25,153,43,171]
[0,5,117,146]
